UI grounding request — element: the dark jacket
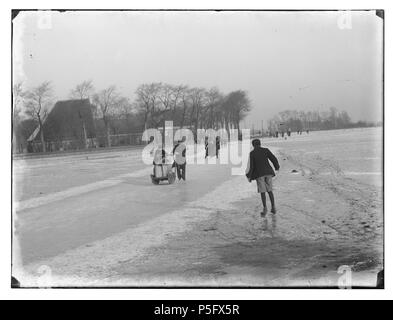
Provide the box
[173,143,186,165]
[246,147,280,181]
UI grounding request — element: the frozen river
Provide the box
[12,127,383,287]
[260,127,383,188]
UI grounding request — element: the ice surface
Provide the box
[12,128,383,287]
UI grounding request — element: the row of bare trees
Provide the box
[13,80,251,151]
[134,83,251,133]
[267,107,370,133]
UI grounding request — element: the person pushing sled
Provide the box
[246,139,280,215]
[172,138,187,181]
[150,137,187,184]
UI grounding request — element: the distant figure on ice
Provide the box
[153,148,167,165]
[204,136,209,158]
[173,138,186,181]
[216,136,220,158]
[205,136,219,158]
[246,139,280,215]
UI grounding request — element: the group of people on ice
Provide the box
[270,128,310,138]
[152,137,187,182]
[153,135,281,216]
[152,136,222,182]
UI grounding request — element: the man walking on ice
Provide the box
[173,137,187,181]
[246,139,280,215]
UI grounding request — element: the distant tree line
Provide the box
[268,108,380,134]
[13,80,251,152]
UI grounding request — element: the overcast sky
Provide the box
[13,10,383,126]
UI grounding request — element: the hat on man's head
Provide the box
[252,139,261,147]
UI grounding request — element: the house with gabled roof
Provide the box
[27,99,96,152]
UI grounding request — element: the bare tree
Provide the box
[25,81,53,152]
[13,82,25,112]
[170,85,187,120]
[13,82,25,131]
[116,96,135,132]
[179,86,190,128]
[70,80,94,100]
[156,84,187,122]
[204,87,223,129]
[188,87,207,134]
[223,90,250,131]
[153,83,173,126]
[13,82,26,152]
[135,83,162,129]
[151,83,187,128]
[92,86,119,147]
[117,96,133,118]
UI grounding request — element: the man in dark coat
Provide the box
[246,139,280,215]
[215,136,220,158]
[173,138,187,181]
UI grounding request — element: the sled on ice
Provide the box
[150,149,176,185]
